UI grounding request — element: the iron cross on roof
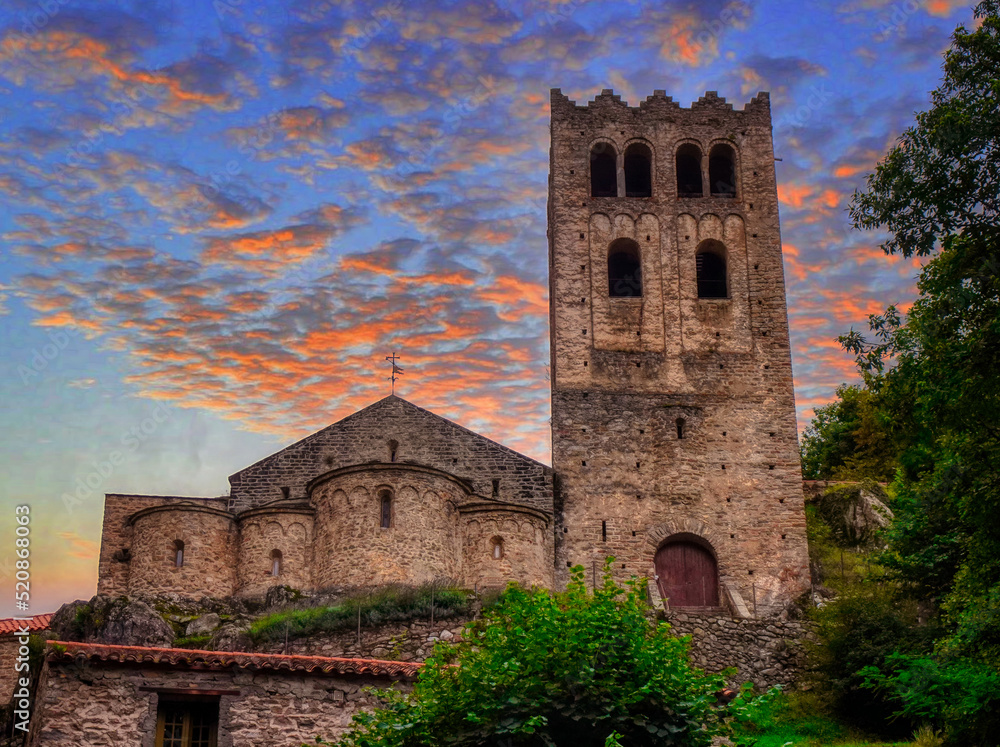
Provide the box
[385,352,404,394]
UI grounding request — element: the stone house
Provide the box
[17,88,812,747]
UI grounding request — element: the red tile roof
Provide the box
[0,614,52,636]
[47,641,422,679]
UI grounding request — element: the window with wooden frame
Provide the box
[155,700,218,747]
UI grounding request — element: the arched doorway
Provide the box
[654,535,719,607]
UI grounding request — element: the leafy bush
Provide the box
[249,583,470,643]
[861,653,1000,746]
[317,562,761,747]
[812,584,938,736]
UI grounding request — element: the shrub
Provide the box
[812,584,938,736]
[861,653,1000,746]
[317,562,765,747]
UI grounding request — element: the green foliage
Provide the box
[173,634,212,649]
[860,654,1000,745]
[249,584,470,643]
[800,385,901,482]
[728,691,914,747]
[317,562,754,747]
[828,4,1000,742]
[812,584,938,735]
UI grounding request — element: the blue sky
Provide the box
[0,0,975,614]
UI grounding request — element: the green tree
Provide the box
[837,1,1000,741]
[318,564,753,747]
[842,0,1000,663]
[799,383,901,481]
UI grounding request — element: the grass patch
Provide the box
[731,691,914,746]
[173,634,212,649]
[248,584,471,644]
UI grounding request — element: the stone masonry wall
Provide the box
[311,466,464,587]
[236,508,314,599]
[461,509,552,588]
[548,89,810,611]
[666,610,814,690]
[255,618,470,661]
[97,495,228,597]
[0,637,20,704]
[31,660,399,747]
[127,505,237,598]
[228,395,553,515]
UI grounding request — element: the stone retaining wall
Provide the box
[665,610,814,689]
[254,618,470,661]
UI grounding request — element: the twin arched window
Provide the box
[591,140,736,198]
[676,143,737,198]
[604,238,727,299]
[590,142,653,198]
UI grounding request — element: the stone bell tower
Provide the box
[547,88,810,617]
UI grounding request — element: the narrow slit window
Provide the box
[388,439,398,463]
[173,540,184,568]
[491,536,504,560]
[676,418,686,439]
[270,549,282,577]
[379,490,392,529]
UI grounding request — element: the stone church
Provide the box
[18,88,812,746]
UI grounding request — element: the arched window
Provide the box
[696,241,728,299]
[608,239,642,297]
[654,534,719,607]
[491,536,504,560]
[388,439,398,463]
[624,143,652,198]
[379,489,392,529]
[676,144,703,197]
[172,540,184,568]
[590,143,617,197]
[709,144,737,197]
[676,418,686,439]
[270,549,282,577]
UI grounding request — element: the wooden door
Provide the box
[654,541,719,607]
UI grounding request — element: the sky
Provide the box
[0,0,975,616]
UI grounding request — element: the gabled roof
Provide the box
[48,641,422,679]
[227,395,553,513]
[231,395,548,477]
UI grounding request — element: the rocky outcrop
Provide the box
[815,481,893,548]
[50,596,174,648]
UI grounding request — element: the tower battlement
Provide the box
[549,88,771,117]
